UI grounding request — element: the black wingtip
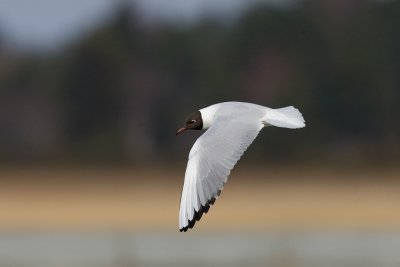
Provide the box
[179,190,221,233]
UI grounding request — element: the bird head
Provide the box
[176,110,203,135]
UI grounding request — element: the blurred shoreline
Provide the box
[0,166,399,232]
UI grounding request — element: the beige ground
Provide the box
[0,166,399,232]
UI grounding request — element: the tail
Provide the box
[263,106,305,129]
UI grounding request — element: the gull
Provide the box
[176,102,305,232]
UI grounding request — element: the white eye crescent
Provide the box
[190,120,196,124]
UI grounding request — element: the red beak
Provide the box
[176,127,187,135]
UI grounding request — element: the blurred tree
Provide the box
[0,0,399,165]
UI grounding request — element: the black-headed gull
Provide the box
[176,102,305,232]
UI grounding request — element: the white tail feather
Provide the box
[263,106,305,129]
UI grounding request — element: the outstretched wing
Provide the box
[179,116,264,232]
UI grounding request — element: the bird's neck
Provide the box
[199,105,218,130]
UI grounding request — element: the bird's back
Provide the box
[203,102,268,125]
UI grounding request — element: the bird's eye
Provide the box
[189,120,196,124]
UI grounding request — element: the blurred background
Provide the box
[0,0,400,266]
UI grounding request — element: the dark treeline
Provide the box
[0,0,399,165]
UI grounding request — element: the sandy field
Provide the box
[0,165,399,232]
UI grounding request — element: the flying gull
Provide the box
[176,101,305,232]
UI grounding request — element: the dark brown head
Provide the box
[176,110,203,135]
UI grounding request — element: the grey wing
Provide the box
[179,117,264,232]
